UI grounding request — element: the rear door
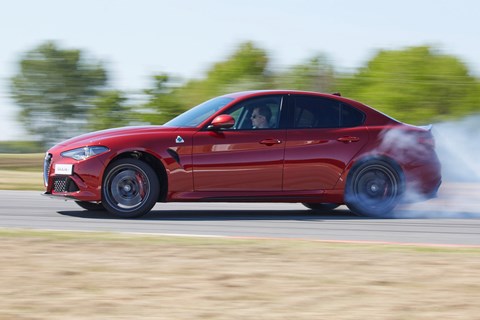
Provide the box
[283,94,369,190]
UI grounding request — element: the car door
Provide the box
[192,95,286,192]
[283,94,369,191]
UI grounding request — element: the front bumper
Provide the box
[43,152,106,202]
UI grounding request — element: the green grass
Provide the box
[0,141,44,153]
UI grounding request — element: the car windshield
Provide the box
[164,96,234,127]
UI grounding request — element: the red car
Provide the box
[44,90,441,218]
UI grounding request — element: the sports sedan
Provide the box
[43,90,441,218]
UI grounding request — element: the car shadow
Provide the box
[57,208,361,221]
[57,207,480,220]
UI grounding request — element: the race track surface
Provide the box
[0,183,479,246]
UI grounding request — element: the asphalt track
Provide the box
[0,183,479,246]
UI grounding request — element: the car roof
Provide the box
[222,90,367,109]
[222,90,340,99]
[220,90,400,126]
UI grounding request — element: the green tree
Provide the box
[88,91,130,130]
[202,41,271,94]
[10,41,107,146]
[138,74,184,125]
[338,46,480,124]
[178,41,271,110]
[274,54,335,92]
[140,42,271,124]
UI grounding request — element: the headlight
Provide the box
[61,146,110,161]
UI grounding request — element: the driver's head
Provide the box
[251,106,271,128]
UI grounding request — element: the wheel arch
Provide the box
[103,151,168,202]
[335,154,406,197]
[346,155,405,188]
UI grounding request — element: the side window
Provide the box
[294,106,315,128]
[293,96,340,128]
[292,96,365,128]
[341,103,365,127]
[225,96,282,130]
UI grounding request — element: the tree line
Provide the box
[9,41,480,147]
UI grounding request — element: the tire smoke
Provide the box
[394,115,480,218]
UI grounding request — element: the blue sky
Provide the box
[1,0,479,140]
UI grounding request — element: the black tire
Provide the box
[102,158,160,218]
[345,159,404,217]
[75,201,105,211]
[302,203,339,213]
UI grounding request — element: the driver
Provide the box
[251,106,272,129]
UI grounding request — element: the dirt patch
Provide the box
[0,170,43,191]
[0,153,43,171]
[0,230,479,319]
[0,153,44,191]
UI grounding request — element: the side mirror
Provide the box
[207,114,235,130]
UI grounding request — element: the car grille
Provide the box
[53,177,79,193]
[43,153,52,186]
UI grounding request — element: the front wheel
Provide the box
[345,159,404,218]
[102,158,160,218]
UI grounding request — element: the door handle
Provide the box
[260,139,282,146]
[337,136,360,143]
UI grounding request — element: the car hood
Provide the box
[53,125,179,148]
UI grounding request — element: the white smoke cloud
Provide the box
[394,115,480,218]
[434,116,480,182]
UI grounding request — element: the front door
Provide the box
[192,95,286,191]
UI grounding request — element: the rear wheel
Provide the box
[345,159,404,217]
[302,203,339,213]
[75,201,105,211]
[102,158,159,218]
